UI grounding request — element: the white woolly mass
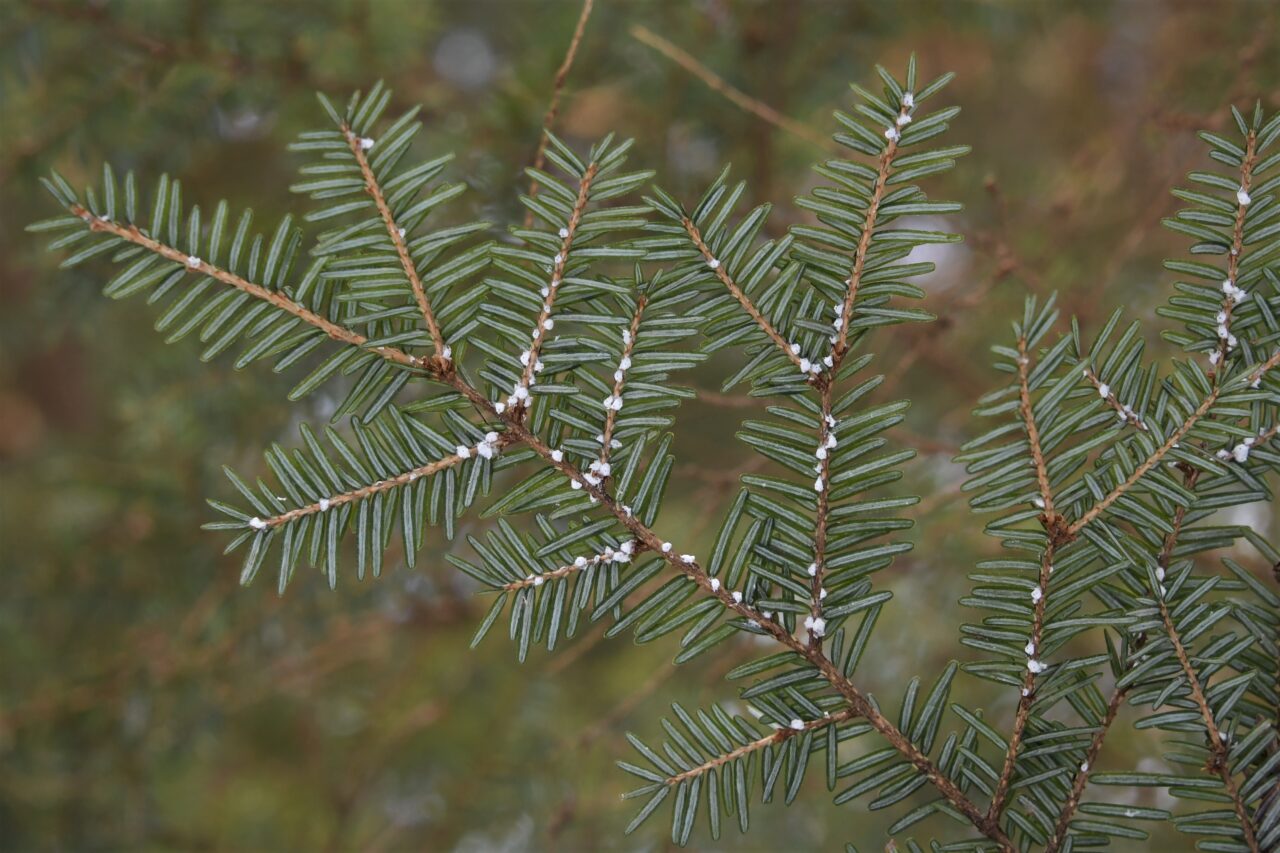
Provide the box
[680,554,695,564]
[709,578,721,592]
[1237,187,1252,206]
[456,445,472,459]
[662,542,672,552]
[789,719,805,731]
[731,590,743,604]
[358,137,375,150]
[319,498,331,512]
[186,255,201,269]
[1027,659,1047,674]
[558,227,569,238]
[1097,383,1110,398]
[708,258,721,270]
[1031,585,1043,604]
[885,126,900,141]
[902,92,915,109]
[550,449,564,463]
[249,516,267,530]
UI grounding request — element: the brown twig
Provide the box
[512,163,599,410]
[344,126,449,360]
[524,0,596,228]
[256,433,516,530]
[1210,130,1257,383]
[71,206,420,369]
[1157,567,1259,849]
[1081,368,1149,432]
[597,296,646,481]
[681,216,807,373]
[831,97,911,370]
[629,25,833,152]
[1017,337,1059,521]
[1044,682,1131,852]
[503,547,616,591]
[809,378,835,649]
[666,709,857,785]
[987,542,1057,822]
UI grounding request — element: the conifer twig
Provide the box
[509,162,599,413]
[503,547,620,591]
[524,0,595,228]
[344,126,449,361]
[831,95,912,370]
[681,216,807,373]
[1081,367,1149,431]
[665,708,858,785]
[1044,681,1131,852]
[437,369,1014,849]
[596,296,646,482]
[809,378,836,649]
[1209,129,1257,383]
[70,206,420,369]
[250,433,516,530]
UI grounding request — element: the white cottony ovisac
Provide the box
[680,554,696,564]
[901,92,915,109]
[186,255,201,269]
[884,126,900,141]
[707,258,720,270]
[709,578,721,592]
[731,590,743,604]
[1027,659,1047,674]
[1237,186,1252,206]
[358,137,375,150]
[456,444,472,459]
[319,498,331,512]
[1097,383,1110,398]
[661,542,672,553]
[550,449,564,463]
[249,516,267,530]
[788,719,805,731]
[803,615,827,636]
[1031,585,1043,604]
[558,227,569,238]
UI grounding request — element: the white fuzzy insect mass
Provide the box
[789,719,805,731]
[359,137,375,150]
[319,498,331,512]
[1097,383,1110,398]
[902,92,915,109]
[885,126,900,141]
[456,445,471,459]
[186,256,201,269]
[558,227,569,238]
[550,449,564,463]
[680,554,695,564]
[249,517,267,530]
[709,578,721,592]
[1237,187,1252,206]
[1027,659,1047,674]
[1031,586,1043,604]
[731,590,743,604]
[708,258,721,270]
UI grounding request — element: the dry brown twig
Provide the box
[524,0,596,228]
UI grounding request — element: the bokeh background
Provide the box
[2,1,1278,850]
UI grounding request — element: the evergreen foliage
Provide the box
[30,55,1280,851]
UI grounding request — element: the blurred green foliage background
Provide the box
[1,1,1278,849]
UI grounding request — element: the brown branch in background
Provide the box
[524,0,596,228]
[629,25,834,152]
[1081,368,1149,431]
[1210,130,1257,383]
[1044,682,1132,852]
[666,709,857,785]
[71,206,420,369]
[682,216,807,373]
[344,126,448,360]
